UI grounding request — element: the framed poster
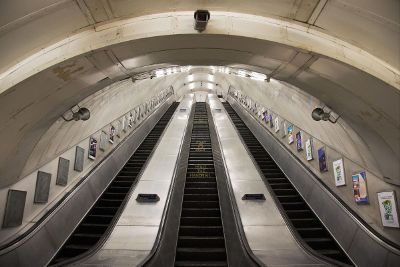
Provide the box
[109,125,116,144]
[122,116,127,132]
[128,112,133,128]
[34,171,51,203]
[287,124,294,144]
[2,190,27,228]
[116,120,122,138]
[263,111,268,123]
[305,138,313,161]
[88,137,97,160]
[269,114,274,128]
[352,171,369,204]
[282,121,287,138]
[274,117,279,132]
[333,158,346,186]
[56,157,70,186]
[296,131,303,151]
[74,146,84,172]
[378,191,399,228]
[318,147,328,172]
[99,131,108,151]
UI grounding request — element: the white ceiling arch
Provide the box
[0,8,399,187]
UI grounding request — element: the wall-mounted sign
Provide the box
[378,191,399,228]
[333,158,346,186]
[352,171,368,204]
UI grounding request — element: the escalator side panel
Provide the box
[221,101,353,266]
[49,102,180,266]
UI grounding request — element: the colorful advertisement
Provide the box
[333,158,346,186]
[269,114,274,128]
[306,138,313,161]
[263,110,269,123]
[318,147,328,172]
[287,124,294,144]
[378,191,399,228]
[88,137,97,160]
[352,171,369,204]
[296,131,303,151]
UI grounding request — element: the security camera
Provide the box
[73,107,90,121]
[194,10,210,32]
[311,108,330,121]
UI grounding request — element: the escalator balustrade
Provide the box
[222,102,353,266]
[50,102,179,265]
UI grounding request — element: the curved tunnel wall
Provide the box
[0,76,177,244]
[1,10,398,188]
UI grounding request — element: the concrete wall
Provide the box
[0,79,175,244]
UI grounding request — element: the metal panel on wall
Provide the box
[74,146,84,171]
[56,157,70,186]
[34,171,51,203]
[2,190,27,228]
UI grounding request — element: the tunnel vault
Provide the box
[0,11,399,188]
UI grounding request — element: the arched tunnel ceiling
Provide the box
[0,1,399,187]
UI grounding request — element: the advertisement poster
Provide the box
[352,171,369,204]
[128,112,133,128]
[287,125,294,144]
[296,131,303,151]
[333,158,346,186]
[378,191,399,228]
[263,111,268,123]
[116,121,121,138]
[109,125,116,144]
[269,114,274,128]
[282,122,287,138]
[99,131,108,151]
[318,147,328,172]
[306,138,313,161]
[274,117,279,133]
[122,116,127,132]
[88,137,97,160]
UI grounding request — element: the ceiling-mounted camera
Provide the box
[194,10,210,32]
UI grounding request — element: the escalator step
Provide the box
[175,260,228,267]
[178,236,225,248]
[176,248,227,261]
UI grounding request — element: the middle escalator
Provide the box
[175,102,228,267]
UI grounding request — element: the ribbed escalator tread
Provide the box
[175,103,227,266]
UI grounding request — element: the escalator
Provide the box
[175,103,228,267]
[222,102,353,266]
[50,102,179,265]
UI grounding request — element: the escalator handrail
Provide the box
[49,102,180,266]
[206,103,265,267]
[139,102,195,266]
[222,101,352,266]
[226,97,400,254]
